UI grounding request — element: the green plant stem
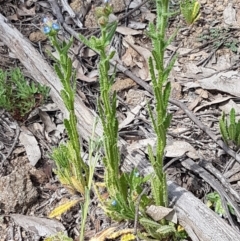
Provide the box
[80,119,100,241]
[98,47,122,197]
[49,34,89,188]
[150,0,171,208]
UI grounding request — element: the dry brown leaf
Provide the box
[128,21,146,30]
[19,127,41,166]
[77,72,97,82]
[122,37,151,80]
[195,89,208,99]
[116,26,142,35]
[195,96,232,113]
[111,78,136,92]
[185,62,202,76]
[130,138,156,153]
[171,127,189,135]
[71,58,97,82]
[125,89,146,108]
[90,227,117,241]
[165,141,199,160]
[188,89,208,112]
[38,109,56,134]
[223,3,237,25]
[142,11,156,22]
[206,54,231,71]
[188,96,202,111]
[171,82,182,100]
[7,14,19,21]
[146,205,177,223]
[198,71,240,97]
[40,103,59,112]
[29,31,47,42]
[10,214,65,237]
[122,47,137,67]
[119,100,146,130]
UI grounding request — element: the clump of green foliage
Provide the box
[220,108,240,148]
[44,0,194,239]
[198,27,239,53]
[0,67,50,119]
[80,1,184,239]
[79,3,151,222]
[180,0,200,25]
[206,191,235,217]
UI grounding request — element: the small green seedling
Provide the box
[224,38,239,53]
[219,108,240,147]
[206,191,235,217]
[198,27,239,53]
[0,67,50,120]
[180,0,200,25]
[44,232,73,241]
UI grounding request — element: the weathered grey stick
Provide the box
[168,180,240,241]
[0,13,240,241]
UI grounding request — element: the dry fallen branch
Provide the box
[0,13,240,241]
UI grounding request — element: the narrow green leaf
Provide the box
[54,64,65,83]
[78,34,92,49]
[64,119,72,138]
[163,54,178,83]
[60,90,71,110]
[219,114,229,143]
[163,113,172,130]
[66,57,73,82]
[163,81,171,108]
[139,217,161,229]
[230,108,236,126]
[147,103,158,135]
[106,22,118,44]
[61,37,74,54]
[228,123,236,141]
[156,225,176,235]
[148,57,157,86]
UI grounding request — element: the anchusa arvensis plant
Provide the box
[42,16,89,197]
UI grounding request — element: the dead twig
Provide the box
[134,186,149,237]
[198,159,240,202]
